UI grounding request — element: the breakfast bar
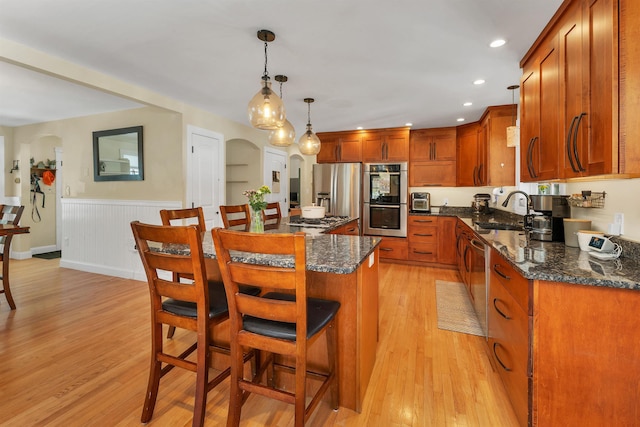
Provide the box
[162,217,381,412]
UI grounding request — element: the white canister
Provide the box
[563,219,592,247]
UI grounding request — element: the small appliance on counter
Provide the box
[471,193,492,214]
[524,195,571,242]
[410,192,431,212]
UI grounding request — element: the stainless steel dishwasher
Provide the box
[469,237,488,338]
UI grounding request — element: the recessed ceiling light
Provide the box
[490,39,506,48]
[457,118,465,122]
[356,126,363,130]
[473,79,485,85]
[405,122,413,127]
[463,102,473,107]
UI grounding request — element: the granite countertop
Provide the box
[411,206,640,291]
[163,217,381,275]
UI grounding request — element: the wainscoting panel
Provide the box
[60,199,181,280]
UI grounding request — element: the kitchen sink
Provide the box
[475,222,524,231]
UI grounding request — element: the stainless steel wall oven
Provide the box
[363,162,408,237]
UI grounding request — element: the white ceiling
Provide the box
[0,0,563,132]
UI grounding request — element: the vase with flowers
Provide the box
[243,185,271,232]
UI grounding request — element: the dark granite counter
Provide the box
[410,207,640,290]
[162,217,381,275]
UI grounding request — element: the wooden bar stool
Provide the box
[261,202,282,222]
[131,221,257,427]
[212,228,340,427]
[219,204,250,228]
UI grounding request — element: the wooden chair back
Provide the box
[220,204,250,228]
[213,229,307,339]
[261,202,282,222]
[159,207,206,232]
[131,221,210,330]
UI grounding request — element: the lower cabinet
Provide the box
[488,245,640,426]
[488,249,529,427]
[377,237,408,260]
[326,219,360,235]
[407,215,457,265]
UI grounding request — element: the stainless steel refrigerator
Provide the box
[312,163,362,219]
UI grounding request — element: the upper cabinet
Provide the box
[480,105,516,186]
[409,127,457,186]
[362,128,410,162]
[457,107,516,187]
[520,0,639,181]
[316,131,362,163]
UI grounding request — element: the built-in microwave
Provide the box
[363,162,408,237]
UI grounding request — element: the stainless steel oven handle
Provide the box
[368,204,401,208]
[369,172,401,176]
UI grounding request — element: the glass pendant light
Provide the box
[268,75,296,147]
[247,30,286,130]
[298,98,321,155]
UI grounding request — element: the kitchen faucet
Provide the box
[502,190,533,214]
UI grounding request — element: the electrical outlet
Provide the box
[614,213,624,234]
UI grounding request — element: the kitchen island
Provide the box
[163,216,380,412]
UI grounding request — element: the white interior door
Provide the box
[187,126,224,229]
[263,147,288,215]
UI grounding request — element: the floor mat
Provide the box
[435,280,483,336]
[33,251,61,260]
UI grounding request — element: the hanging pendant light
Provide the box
[298,98,321,156]
[506,84,520,147]
[247,29,286,130]
[268,75,296,147]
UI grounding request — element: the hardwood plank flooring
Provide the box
[0,259,519,426]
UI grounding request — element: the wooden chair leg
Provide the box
[141,357,162,423]
[294,358,306,427]
[2,258,16,310]
[167,325,176,338]
[192,340,210,427]
[227,343,245,427]
[327,321,339,410]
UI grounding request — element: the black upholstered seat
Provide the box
[163,282,260,319]
[243,292,340,341]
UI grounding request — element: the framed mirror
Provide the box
[93,126,143,181]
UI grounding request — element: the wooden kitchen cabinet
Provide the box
[361,128,410,163]
[456,107,515,187]
[326,219,360,235]
[377,237,408,261]
[520,33,561,182]
[456,122,481,186]
[437,216,457,265]
[488,251,529,427]
[409,127,457,186]
[407,215,438,263]
[520,0,638,180]
[316,131,362,163]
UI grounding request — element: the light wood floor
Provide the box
[0,258,519,426]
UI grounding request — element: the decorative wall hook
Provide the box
[10,160,19,173]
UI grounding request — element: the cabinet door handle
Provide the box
[472,166,478,186]
[433,141,437,159]
[463,246,471,272]
[527,136,538,178]
[456,233,464,257]
[413,233,434,237]
[346,227,357,232]
[470,239,485,252]
[573,112,587,172]
[566,115,579,172]
[493,298,512,320]
[414,219,434,223]
[413,250,433,255]
[493,342,512,372]
[338,144,342,161]
[493,264,511,280]
[477,163,484,186]
[380,247,393,252]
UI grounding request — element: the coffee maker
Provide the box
[525,195,570,242]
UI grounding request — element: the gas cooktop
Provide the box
[286,216,350,228]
